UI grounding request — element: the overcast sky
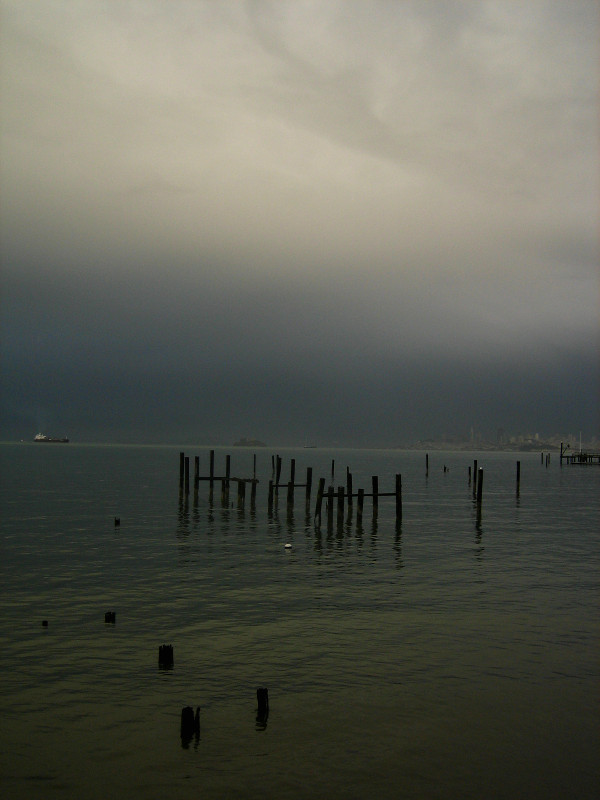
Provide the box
[1,0,598,446]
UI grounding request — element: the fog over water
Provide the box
[1,1,598,445]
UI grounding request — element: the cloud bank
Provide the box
[1,0,598,444]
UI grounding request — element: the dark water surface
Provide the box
[1,444,598,799]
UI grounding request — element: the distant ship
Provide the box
[33,433,69,443]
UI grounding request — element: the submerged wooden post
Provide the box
[158,644,174,668]
[476,468,483,505]
[357,488,364,523]
[209,450,215,491]
[194,456,199,492]
[275,456,282,493]
[268,480,274,512]
[468,465,472,484]
[336,485,344,527]
[327,486,334,530]
[305,467,313,503]
[346,468,353,508]
[426,453,429,476]
[516,461,521,494]
[237,480,246,508]
[372,476,379,512]
[181,706,200,741]
[225,455,231,489]
[184,457,190,495]
[289,459,296,503]
[256,687,269,722]
[331,460,335,482]
[472,460,478,497]
[395,474,402,521]
[179,452,185,490]
[251,479,257,506]
[314,477,325,524]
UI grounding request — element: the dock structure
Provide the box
[180,450,259,507]
[560,443,600,465]
[179,452,405,527]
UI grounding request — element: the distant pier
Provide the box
[560,442,600,465]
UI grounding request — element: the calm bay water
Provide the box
[1,443,598,799]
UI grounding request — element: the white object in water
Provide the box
[284,543,292,549]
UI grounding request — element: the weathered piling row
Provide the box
[270,457,313,506]
[176,451,512,529]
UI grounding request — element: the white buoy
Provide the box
[284,543,292,549]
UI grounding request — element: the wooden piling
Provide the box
[314,477,325,524]
[395,474,402,521]
[179,452,185,490]
[275,456,282,493]
[331,459,335,482]
[237,480,246,508]
[327,486,334,529]
[516,461,521,493]
[158,644,174,668]
[472,460,478,497]
[305,467,313,503]
[468,465,471,484]
[357,488,364,523]
[426,453,429,476]
[181,706,200,740]
[268,480,274,512]
[225,455,231,488]
[476,467,483,505]
[184,457,190,495]
[256,687,269,721]
[337,486,344,527]
[346,469,353,508]
[209,450,215,491]
[372,476,379,511]
[251,479,257,506]
[289,459,296,503]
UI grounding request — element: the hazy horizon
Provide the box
[1,1,598,446]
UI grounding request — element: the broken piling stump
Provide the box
[180,705,200,744]
[158,644,174,668]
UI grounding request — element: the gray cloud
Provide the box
[1,0,598,444]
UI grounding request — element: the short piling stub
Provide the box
[158,643,174,668]
[114,517,120,527]
[256,687,269,727]
[180,705,200,745]
[104,611,116,624]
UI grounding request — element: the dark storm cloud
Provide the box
[1,0,598,444]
